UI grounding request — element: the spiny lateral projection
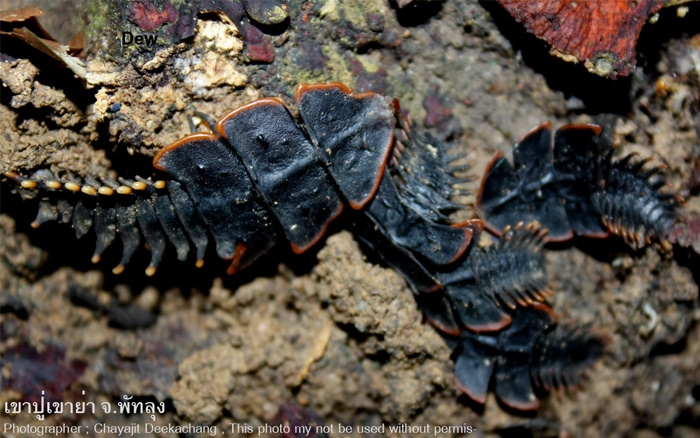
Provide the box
[477,121,697,251]
[5,83,603,410]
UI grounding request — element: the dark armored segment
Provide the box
[132,187,167,276]
[477,122,571,240]
[438,222,551,333]
[73,201,94,239]
[154,133,278,273]
[551,124,610,238]
[450,303,556,409]
[449,303,605,410]
[114,201,141,274]
[165,181,209,266]
[92,201,117,263]
[296,82,395,209]
[477,123,681,248]
[365,174,474,266]
[217,99,344,254]
[152,181,191,261]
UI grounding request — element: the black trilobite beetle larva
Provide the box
[5,84,605,411]
[476,122,696,252]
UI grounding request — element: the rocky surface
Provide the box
[1,0,699,437]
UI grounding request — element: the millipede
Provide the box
[8,80,697,412]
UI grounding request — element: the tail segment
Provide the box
[592,151,680,249]
[530,321,607,392]
[451,305,606,410]
[5,170,206,276]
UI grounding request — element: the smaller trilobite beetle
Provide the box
[5,83,604,411]
[447,302,607,410]
[476,121,698,252]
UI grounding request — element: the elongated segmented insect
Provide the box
[477,122,695,251]
[5,83,603,410]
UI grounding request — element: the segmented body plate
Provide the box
[154,133,276,271]
[217,99,344,253]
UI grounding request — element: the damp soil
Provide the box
[1,1,699,437]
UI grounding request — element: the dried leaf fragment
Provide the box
[0,7,86,78]
[496,0,672,78]
[0,6,45,23]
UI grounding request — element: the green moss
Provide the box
[355,53,381,73]
[326,0,385,29]
[82,0,113,53]
[322,46,354,84]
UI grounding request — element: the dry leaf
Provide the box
[0,6,86,78]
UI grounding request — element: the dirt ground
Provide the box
[1,1,699,437]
